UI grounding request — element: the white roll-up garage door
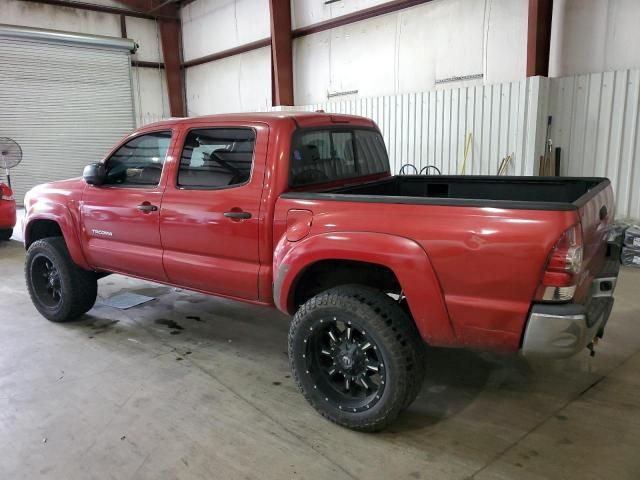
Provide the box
[0,25,137,203]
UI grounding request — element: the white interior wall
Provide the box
[550,0,640,77]
[269,76,544,179]
[181,0,271,115]
[126,16,162,63]
[291,0,390,28]
[132,66,170,126]
[0,0,121,36]
[181,0,270,61]
[182,0,528,114]
[293,0,528,105]
[125,16,170,125]
[185,47,271,115]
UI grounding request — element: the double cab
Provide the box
[23,112,620,431]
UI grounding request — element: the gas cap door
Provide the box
[286,209,313,242]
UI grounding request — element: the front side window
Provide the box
[178,128,256,189]
[105,131,172,187]
[290,128,389,187]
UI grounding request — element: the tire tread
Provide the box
[25,237,97,322]
[288,285,425,431]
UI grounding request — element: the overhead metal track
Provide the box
[0,24,137,53]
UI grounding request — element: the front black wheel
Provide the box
[0,228,12,241]
[25,237,98,322]
[289,285,425,431]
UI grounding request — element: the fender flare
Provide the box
[273,232,457,346]
[24,203,90,270]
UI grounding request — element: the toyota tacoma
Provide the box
[23,112,620,431]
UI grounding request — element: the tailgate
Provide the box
[575,180,616,302]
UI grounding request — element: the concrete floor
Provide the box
[1,239,640,480]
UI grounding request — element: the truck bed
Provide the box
[286,176,609,211]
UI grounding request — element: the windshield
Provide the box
[289,128,390,187]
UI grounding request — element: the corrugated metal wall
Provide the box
[549,69,640,220]
[273,72,639,220]
[271,77,544,177]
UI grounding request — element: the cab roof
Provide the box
[138,111,377,131]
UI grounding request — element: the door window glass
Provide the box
[178,128,256,189]
[105,131,172,187]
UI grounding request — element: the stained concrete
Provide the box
[1,238,639,479]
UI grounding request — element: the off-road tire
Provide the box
[25,237,98,322]
[0,228,12,241]
[289,285,425,431]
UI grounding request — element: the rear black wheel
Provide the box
[304,314,387,413]
[289,285,425,431]
[0,228,12,241]
[25,237,98,322]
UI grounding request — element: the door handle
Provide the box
[137,203,158,213]
[224,210,252,220]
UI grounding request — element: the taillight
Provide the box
[538,225,583,302]
[0,183,14,201]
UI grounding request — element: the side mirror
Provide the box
[83,163,106,186]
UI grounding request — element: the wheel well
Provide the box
[26,220,63,248]
[290,260,402,312]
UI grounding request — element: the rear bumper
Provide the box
[521,235,621,359]
[521,292,615,358]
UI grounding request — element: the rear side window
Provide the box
[290,128,389,187]
[105,131,172,187]
[178,128,255,189]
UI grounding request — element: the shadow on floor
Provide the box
[59,281,540,433]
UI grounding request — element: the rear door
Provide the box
[80,129,173,281]
[159,123,268,300]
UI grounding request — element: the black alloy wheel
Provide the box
[303,315,386,413]
[289,285,425,431]
[30,254,64,308]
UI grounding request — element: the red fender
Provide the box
[24,200,90,270]
[273,232,457,346]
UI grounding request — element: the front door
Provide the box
[159,124,267,300]
[81,130,173,281]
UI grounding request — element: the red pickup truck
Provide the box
[23,112,620,431]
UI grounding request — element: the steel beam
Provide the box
[182,38,271,69]
[527,0,553,77]
[292,0,434,37]
[269,0,294,106]
[159,17,186,116]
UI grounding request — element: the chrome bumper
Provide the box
[521,277,617,358]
